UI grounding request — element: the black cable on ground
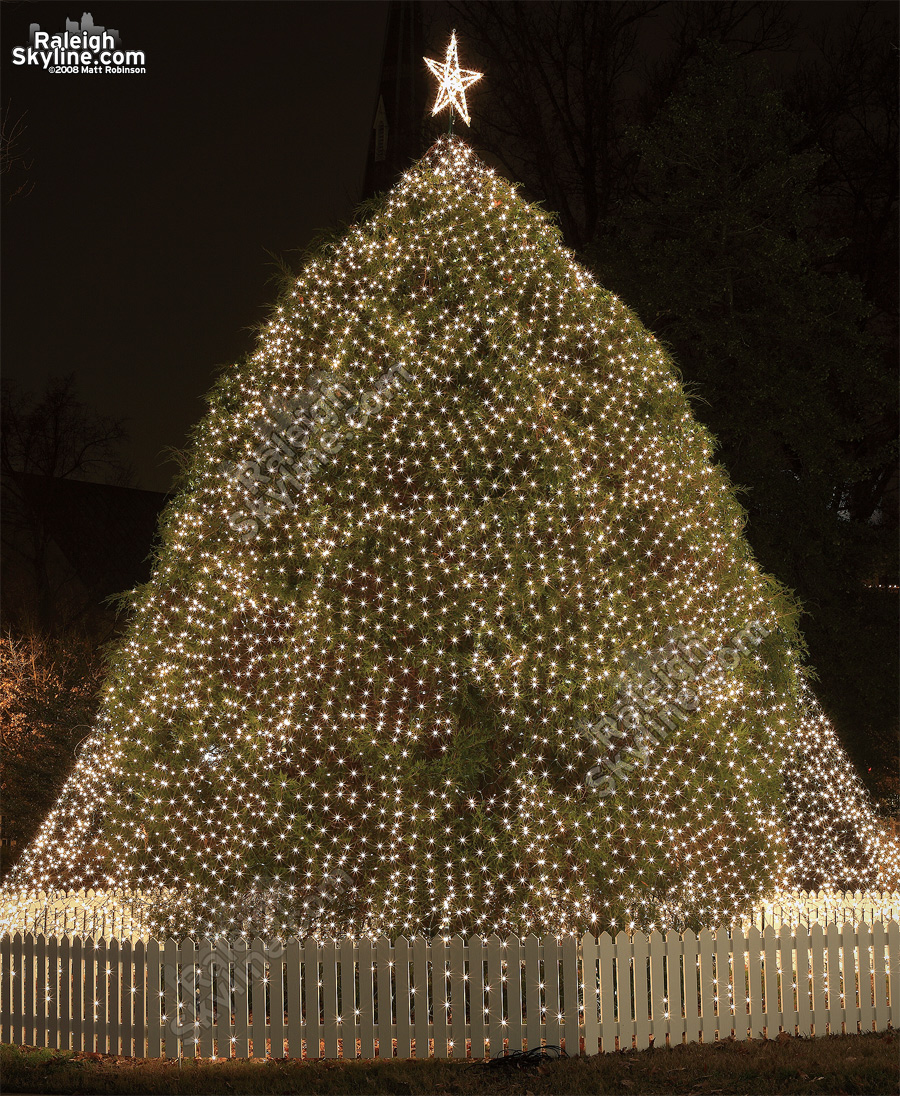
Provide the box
[478,1044,568,1070]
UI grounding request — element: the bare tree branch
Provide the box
[1,100,34,202]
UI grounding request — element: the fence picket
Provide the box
[163,938,178,1058]
[390,936,410,1059]
[648,931,666,1047]
[321,938,339,1059]
[581,932,599,1056]
[133,938,147,1058]
[284,938,302,1059]
[268,939,286,1059]
[681,929,700,1046]
[358,937,375,1058]
[615,931,634,1048]
[778,924,794,1033]
[809,924,826,1035]
[251,937,269,1058]
[717,928,733,1039]
[597,931,616,1051]
[697,928,715,1044]
[83,935,96,1053]
[214,938,231,1059]
[762,926,779,1037]
[59,934,72,1052]
[108,937,121,1055]
[97,936,110,1054]
[486,934,504,1057]
[376,936,394,1058]
[631,931,648,1050]
[887,921,899,1027]
[857,923,873,1032]
[448,934,466,1058]
[161,938,176,1056]
[665,930,683,1047]
[505,934,524,1054]
[303,937,322,1059]
[23,932,35,1047]
[543,935,562,1050]
[730,926,747,1041]
[466,935,484,1060]
[230,938,249,1058]
[840,922,856,1033]
[146,938,161,1058]
[412,935,429,1059]
[431,935,451,1058]
[338,937,356,1060]
[824,923,841,1032]
[242,938,259,1056]
[795,924,811,1037]
[197,939,214,1059]
[1,934,12,1044]
[47,934,59,1050]
[746,926,764,1039]
[871,922,887,1030]
[180,938,196,1059]
[35,933,47,1049]
[562,934,580,1055]
[11,933,25,1047]
[524,933,542,1052]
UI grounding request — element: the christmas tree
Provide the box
[3,117,897,937]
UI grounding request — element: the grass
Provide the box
[2,1032,898,1095]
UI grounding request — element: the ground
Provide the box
[2,1031,897,1095]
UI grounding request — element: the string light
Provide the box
[1,135,896,941]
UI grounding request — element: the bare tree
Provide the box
[0,630,105,876]
[450,1,798,250]
[1,374,131,482]
[784,3,899,531]
[1,101,34,202]
[787,2,898,308]
[451,1,663,249]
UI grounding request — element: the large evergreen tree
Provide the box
[3,136,896,939]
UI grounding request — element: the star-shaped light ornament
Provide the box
[425,31,482,129]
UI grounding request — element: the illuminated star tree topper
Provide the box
[425,30,482,130]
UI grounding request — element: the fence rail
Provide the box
[2,921,897,1059]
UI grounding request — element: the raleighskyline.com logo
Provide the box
[11,11,146,74]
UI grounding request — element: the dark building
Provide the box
[1,472,167,633]
[362,1,431,200]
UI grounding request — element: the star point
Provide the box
[424,30,482,128]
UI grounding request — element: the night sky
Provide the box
[1,1,881,493]
[2,1,391,491]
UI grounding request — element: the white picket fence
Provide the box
[748,891,900,932]
[2,922,898,1059]
[1,888,154,941]
[5,888,899,942]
